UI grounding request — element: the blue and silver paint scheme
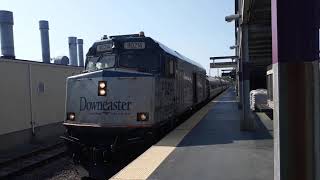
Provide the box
[62,33,229,172]
[64,69,155,129]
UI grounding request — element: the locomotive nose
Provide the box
[64,70,155,128]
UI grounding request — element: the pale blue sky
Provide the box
[1,0,235,75]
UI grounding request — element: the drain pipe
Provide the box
[0,10,15,59]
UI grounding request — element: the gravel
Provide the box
[10,143,152,180]
[12,156,89,180]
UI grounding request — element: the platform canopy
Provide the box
[242,0,272,67]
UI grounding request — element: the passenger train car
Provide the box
[62,32,228,167]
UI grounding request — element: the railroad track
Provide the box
[0,142,67,179]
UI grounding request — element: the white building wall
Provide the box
[0,59,82,135]
[0,61,31,135]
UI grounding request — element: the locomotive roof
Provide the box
[93,34,206,71]
[207,76,221,82]
[95,35,206,72]
[154,40,205,71]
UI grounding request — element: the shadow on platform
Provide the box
[163,88,273,147]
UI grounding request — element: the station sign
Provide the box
[210,62,236,68]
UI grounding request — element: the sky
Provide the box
[1,0,235,76]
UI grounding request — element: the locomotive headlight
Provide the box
[67,112,75,121]
[99,89,106,96]
[137,112,149,121]
[98,81,107,96]
[99,81,106,89]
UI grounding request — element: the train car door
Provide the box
[193,72,198,103]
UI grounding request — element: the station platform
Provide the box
[111,88,274,180]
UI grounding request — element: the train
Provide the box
[62,32,229,168]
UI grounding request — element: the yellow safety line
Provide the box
[110,90,228,180]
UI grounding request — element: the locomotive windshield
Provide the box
[85,52,159,73]
[119,53,159,72]
[86,54,116,71]
[85,38,160,73]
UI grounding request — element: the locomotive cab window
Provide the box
[119,52,160,73]
[96,55,116,69]
[85,54,115,72]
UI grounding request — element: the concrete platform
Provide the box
[111,88,274,180]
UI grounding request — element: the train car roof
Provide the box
[207,76,221,82]
[154,40,206,71]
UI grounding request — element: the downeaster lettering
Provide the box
[80,97,132,111]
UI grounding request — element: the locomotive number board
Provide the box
[97,43,113,52]
[124,42,145,49]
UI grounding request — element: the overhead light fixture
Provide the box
[225,14,241,22]
[230,45,239,50]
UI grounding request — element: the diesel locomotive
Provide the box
[62,32,228,168]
